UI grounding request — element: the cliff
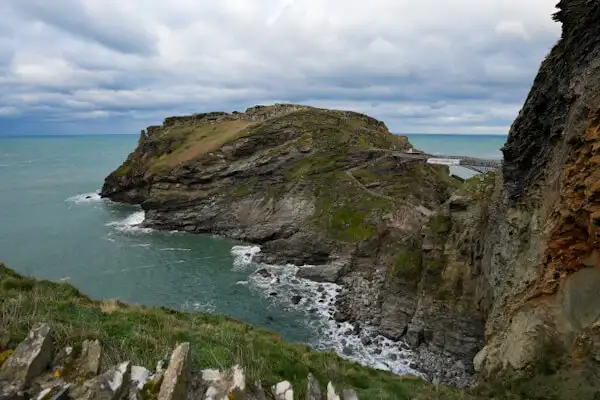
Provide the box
[468,0,600,397]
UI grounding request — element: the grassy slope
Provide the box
[0,264,469,400]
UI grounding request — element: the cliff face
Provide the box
[101,104,422,266]
[473,0,600,388]
[102,104,485,385]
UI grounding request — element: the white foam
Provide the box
[243,258,423,378]
[181,300,216,313]
[159,247,191,252]
[106,211,153,233]
[66,192,102,204]
[231,245,261,270]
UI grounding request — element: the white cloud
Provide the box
[0,0,561,134]
[495,20,530,40]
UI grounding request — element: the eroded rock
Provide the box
[70,361,131,400]
[0,323,53,391]
[158,343,190,400]
[326,382,340,400]
[306,373,322,400]
[271,380,293,400]
[202,365,245,399]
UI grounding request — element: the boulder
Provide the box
[0,323,53,391]
[202,365,245,399]
[296,263,343,283]
[70,361,132,400]
[248,381,266,400]
[342,389,358,400]
[271,380,293,400]
[306,373,322,400]
[130,366,151,390]
[326,382,340,400]
[158,343,190,400]
[75,339,102,377]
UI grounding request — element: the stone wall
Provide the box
[0,324,358,400]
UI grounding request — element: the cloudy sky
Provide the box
[0,0,560,135]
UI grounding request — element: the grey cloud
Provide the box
[0,0,562,135]
[6,0,157,55]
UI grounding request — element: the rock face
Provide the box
[0,323,53,392]
[470,0,600,389]
[101,103,482,384]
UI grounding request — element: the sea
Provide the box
[0,133,506,376]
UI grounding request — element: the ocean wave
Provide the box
[180,300,216,313]
[106,211,153,234]
[159,247,192,252]
[66,192,102,204]
[229,245,422,377]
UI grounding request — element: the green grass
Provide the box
[389,250,423,281]
[312,172,394,242]
[0,263,471,399]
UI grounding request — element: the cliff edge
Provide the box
[471,0,600,396]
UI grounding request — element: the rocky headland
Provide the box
[99,102,483,385]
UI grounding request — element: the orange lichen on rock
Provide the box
[544,107,600,283]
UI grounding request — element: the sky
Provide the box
[0,0,561,136]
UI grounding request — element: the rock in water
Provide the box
[158,343,190,400]
[0,323,53,391]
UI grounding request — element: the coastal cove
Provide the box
[0,133,503,379]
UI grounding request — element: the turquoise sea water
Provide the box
[0,133,506,374]
[406,134,506,160]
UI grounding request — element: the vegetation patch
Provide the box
[389,250,423,281]
[312,172,394,242]
[429,215,453,235]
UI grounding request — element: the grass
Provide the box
[0,263,470,399]
[150,120,255,172]
[312,172,395,242]
[389,250,423,281]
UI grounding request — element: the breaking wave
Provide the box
[106,211,153,233]
[65,192,102,204]
[230,245,423,378]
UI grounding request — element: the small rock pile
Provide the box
[0,324,359,399]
